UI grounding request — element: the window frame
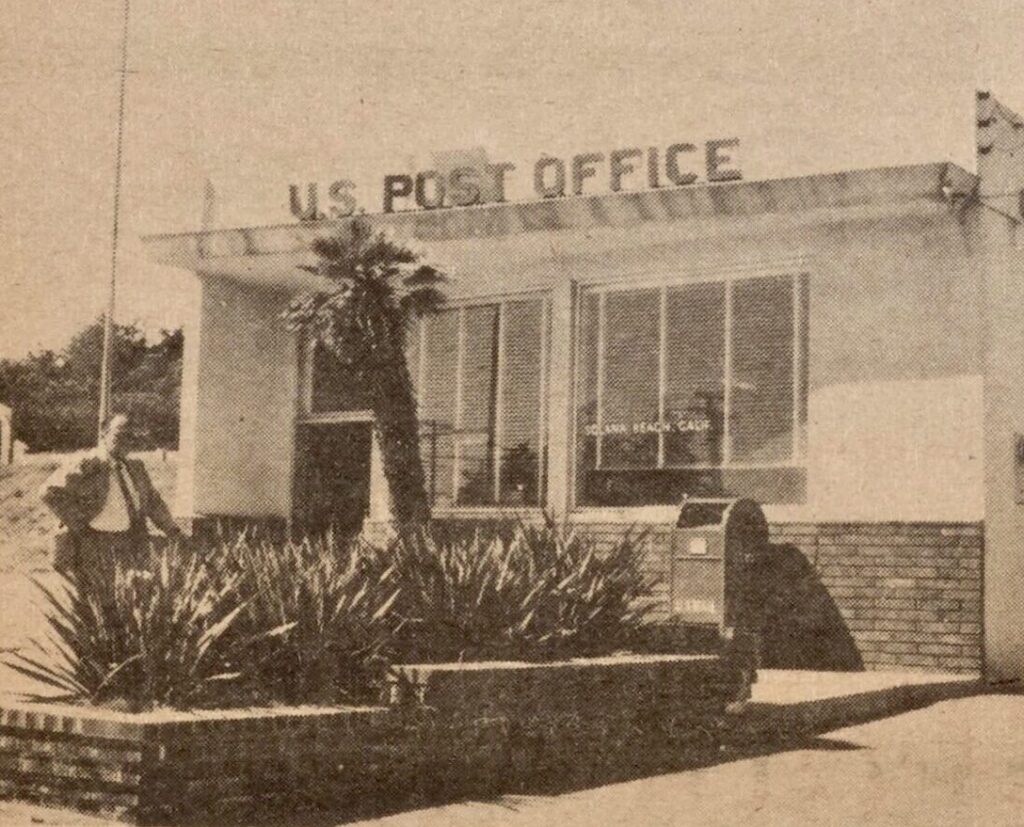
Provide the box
[410,289,552,510]
[297,339,374,424]
[576,269,809,477]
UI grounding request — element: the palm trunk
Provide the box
[369,351,430,526]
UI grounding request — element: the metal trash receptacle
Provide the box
[669,497,768,637]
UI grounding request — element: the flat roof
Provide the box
[142,161,976,279]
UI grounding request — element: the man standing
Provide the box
[39,414,183,574]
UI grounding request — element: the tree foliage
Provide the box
[285,219,447,526]
[0,319,183,452]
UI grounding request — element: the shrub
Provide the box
[514,520,654,658]
[5,522,655,709]
[218,533,400,705]
[374,519,654,663]
[5,535,397,710]
[5,544,272,710]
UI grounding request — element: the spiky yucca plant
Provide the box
[220,533,401,705]
[373,528,537,663]
[513,520,653,657]
[4,546,274,710]
[374,521,655,663]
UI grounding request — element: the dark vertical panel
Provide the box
[731,275,795,463]
[664,282,726,466]
[310,343,373,412]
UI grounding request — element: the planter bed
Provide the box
[0,653,751,824]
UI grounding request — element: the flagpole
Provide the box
[98,0,132,441]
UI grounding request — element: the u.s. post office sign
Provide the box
[289,139,741,220]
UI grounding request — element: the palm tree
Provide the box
[285,219,446,526]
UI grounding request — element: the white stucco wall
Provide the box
[978,208,1024,681]
[174,199,985,529]
[169,176,991,536]
[420,203,984,524]
[974,92,1024,681]
[176,275,298,519]
[0,405,11,466]
[777,212,983,522]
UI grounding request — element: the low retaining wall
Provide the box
[391,654,749,785]
[0,653,747,824]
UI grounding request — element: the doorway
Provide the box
[292,422,373,540]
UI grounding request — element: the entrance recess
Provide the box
[292,422,373,539]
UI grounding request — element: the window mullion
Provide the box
[537,298,549,504]
[301,335,314,415]
[417,319,427,402]
[453,308,466,504]
[493,304,506,504]
[723,279,733,466]
[596,292,606,470]
[791,275,801,462]
[658,286,667,468]
[418,318,434,505]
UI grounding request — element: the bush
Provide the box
[514,520,655,657]
[5,536,397,710]
[5,521,655,710]
[218,533,400,705]
[5,545,270,710]
[374,519,654,663]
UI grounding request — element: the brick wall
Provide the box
[768,522,983,674]
[0,654,748,824]
[203,515,983,676]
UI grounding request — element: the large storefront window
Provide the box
[413,297,549,508]
[576,273,809,506]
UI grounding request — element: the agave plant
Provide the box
[4,544,279,710]
[222,532,401,705]
[513,520,654,658]
[374,520,656,663]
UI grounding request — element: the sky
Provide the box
[1,0,1022,358]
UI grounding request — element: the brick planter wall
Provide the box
[0,653,747,824]
[0,702,508,824]
[391,654,750,789]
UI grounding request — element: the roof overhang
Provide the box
[141,161,977,290]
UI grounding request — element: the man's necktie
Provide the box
[114,461,143,530]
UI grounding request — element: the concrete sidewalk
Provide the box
[747,668,984,734]
[344,694,1024,827]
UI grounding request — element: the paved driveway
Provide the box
[0,694,1021,826]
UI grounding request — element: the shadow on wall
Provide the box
[751,544,864,671]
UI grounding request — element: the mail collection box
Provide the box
[668,498,768,637]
